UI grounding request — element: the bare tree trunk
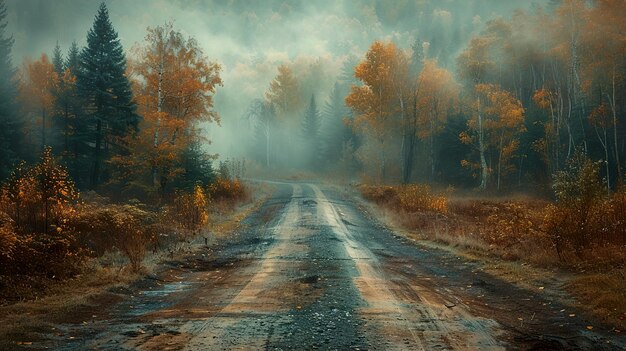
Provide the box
[380,140,386,183]
[609,66,622,183]
[41,108,46,150]
[605,128,610,195]
[153,57,164,188]
[402,91,418,184]
[265,123,270,168]
[478,96,488,190]
[91,118,102,189]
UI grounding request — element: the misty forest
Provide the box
[0,0,625,350]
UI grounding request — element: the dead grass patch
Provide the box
[567,272,626,331]
[0,266,138,348]
[357,183,626,331]
[0,181,270,348]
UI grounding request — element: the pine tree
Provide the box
[302,94,321,168]
[65,41,80,73]
[177,141,216,191]
[322,82,352,165]
[52,42,64,74]
[0,0,22,179]
[77,2,137,188]
[61,41,89,187]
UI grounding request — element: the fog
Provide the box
[5,0,548,173]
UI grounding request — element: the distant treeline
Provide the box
[245,0,625,193]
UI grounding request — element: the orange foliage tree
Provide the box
[115,23,222,196]
[580,0,626,185]
[346,41,408,181]
[461,84,525,190]
[415,59,459,181]
[19,54,58,151]
[265,64,302,123]
[0,147,82,278]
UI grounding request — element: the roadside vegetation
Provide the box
[0,3,251,305]
[0,147,250,303]
[359,152,626,330]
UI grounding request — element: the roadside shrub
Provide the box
[484,201,543,247]
[604,189,626,246]
[209,177,247,203]
[171,185,209,231]
[543,151,606,260]
[72,204,156,271]
[359,185,397,204]
[0,148,84,279]
[0,212,17,263]
[397,184,448,213]
[358,184,447,214]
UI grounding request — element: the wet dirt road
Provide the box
[37,182,624,350]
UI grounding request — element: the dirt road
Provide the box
[26,182,625,350]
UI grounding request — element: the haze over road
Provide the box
[43,182,623,350]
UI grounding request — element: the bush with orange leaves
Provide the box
[542,152,607,260]
[171,185,209,232]
[359,184,448,214]
[208,177,247,203]
[0,147,84,281]
[71,203,156,272]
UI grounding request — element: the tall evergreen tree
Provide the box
[77,2,137,188]
[0,0,22,179]
[322,82,352,165]
[60,40,90,186]
[52,42,64,74]
[65,41,80,73]
[302,94,321,169]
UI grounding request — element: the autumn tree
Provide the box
[19,54,58,152]
[77,3,137,188]
[580,0,626,186]
[461,84,525,190]
[346,41,404,181]
[457,33,497,189]
[0,147,82,278]
[415,59,459,181]
[116,23,222,197]
[401,37,426,184]
[266,64,302,122]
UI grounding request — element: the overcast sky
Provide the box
[4,0,546,158]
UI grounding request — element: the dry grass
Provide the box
[0,181,270,349]
[210,182,273,237]
[0,266,138,348]
[567,272,626,331]
[358,183,626,330]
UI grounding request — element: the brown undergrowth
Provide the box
[358,183,626,331]
[0,181,270,349]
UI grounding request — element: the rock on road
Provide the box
[39,182,624,350]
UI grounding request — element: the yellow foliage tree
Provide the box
[346,41,408,181]
[461,84,525,190]
[415,59,459,180]
[19,54,58,151]
[265,64,302,123]
[116,23,222,195]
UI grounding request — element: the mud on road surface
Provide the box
[14,182,625,350]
